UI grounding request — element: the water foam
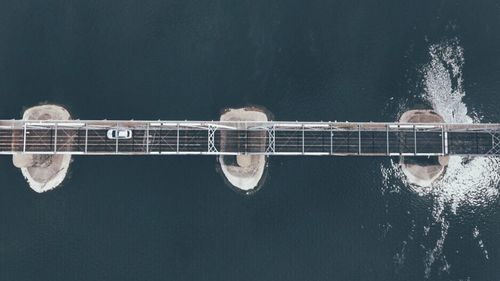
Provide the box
[381,38,500,278]
[417,39,500,212]
[423,39,470,124]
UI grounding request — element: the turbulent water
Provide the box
[381,39,500,279]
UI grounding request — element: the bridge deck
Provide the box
[0,120,499,156]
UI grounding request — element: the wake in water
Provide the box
[381,38,500,279]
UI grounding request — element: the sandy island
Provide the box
[13,105,72,193]
[219,107,270,194]
[399,109,449,187]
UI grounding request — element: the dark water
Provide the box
[1,0,500,280]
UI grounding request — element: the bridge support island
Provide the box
[12,105,72,193]
[218,107,270,194]
[399,110,449,187]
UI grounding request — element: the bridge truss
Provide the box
[1,120,500,156]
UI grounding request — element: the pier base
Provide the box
[399,110,449,187]
[218,107,270,194]
[13,105,72,193]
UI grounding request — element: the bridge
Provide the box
[1,120,500,156]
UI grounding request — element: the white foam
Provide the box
[381,39,500,278]
[424,219,449,279]
[417,39,500,212]
[423,39,470,124]
[473,226,489,260]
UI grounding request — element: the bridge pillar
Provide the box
[218,107,271,194]
[399,110,449,187]
[13,104,72,193]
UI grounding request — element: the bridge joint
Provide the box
[487,132,500,155]
[208,124,218,153]
[266,125,275,154]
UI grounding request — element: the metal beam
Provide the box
[487,132,500,155]
[330,123,333,155]
[84,126,88,153]
[413,125,417,155]
[159,127,163,153]
[115,122,119,153]
[22,123,27,153]
[386,124,389,155]
[302,124,305,154]
[54,123,58,153]
[492,133,494,151]
[444,131,448,154]
[208,124,217,153]
[441,125,444,155]
[266,124,275,154]
[358,124,361,155]
[176,123,180,153]
[244,121,248,154]
[146,123,150,153]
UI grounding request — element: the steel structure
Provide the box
[1,119,500,156]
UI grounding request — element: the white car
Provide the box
[107,129,132,140]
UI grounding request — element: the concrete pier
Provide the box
[13,105,72,192]
[218,107,270,194]
[399,110,449,187]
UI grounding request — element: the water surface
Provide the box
[1,0,500,280]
